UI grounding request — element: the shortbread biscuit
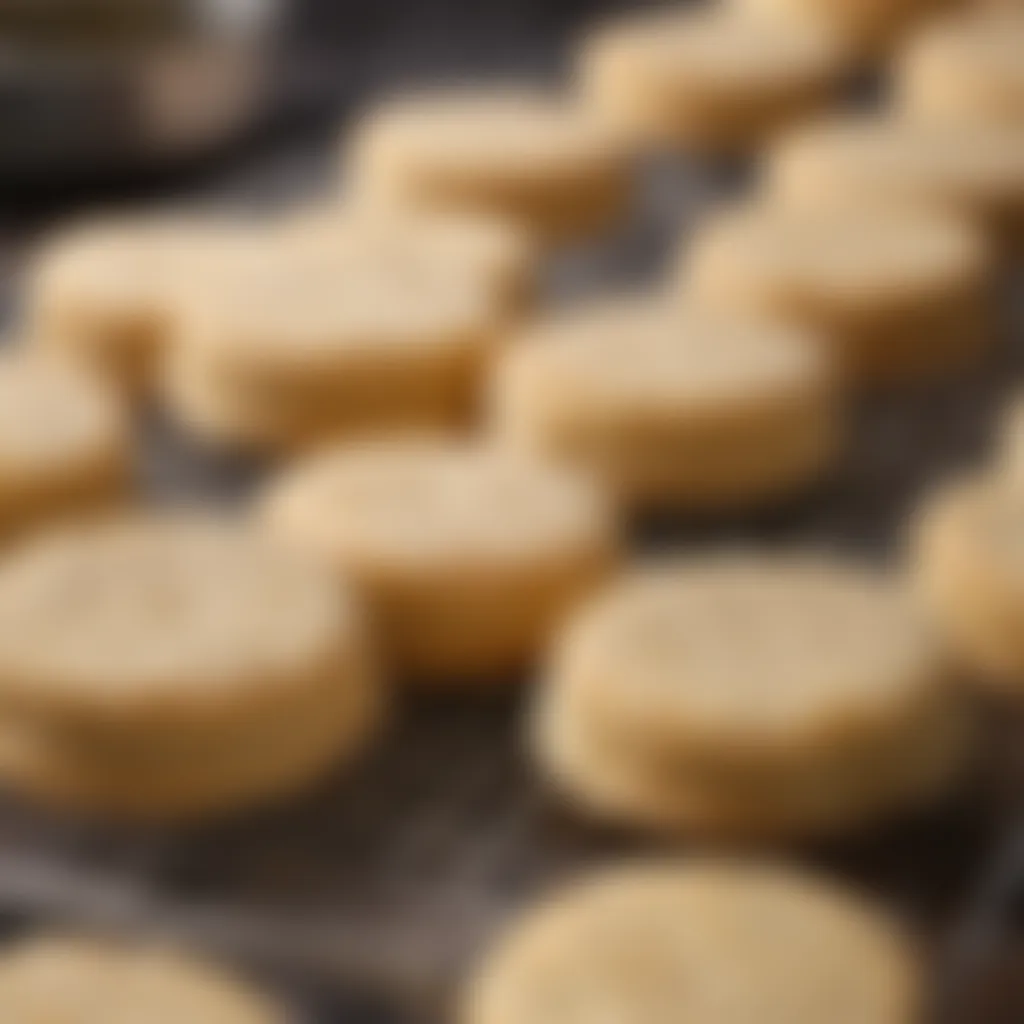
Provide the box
[260,440,617,684]
[580,7,850,155]
[348,89,630,243]
[490,298,839,512]
[165,245,499,453]
[914,474,1024,693]
[767,116,1024,249]
[0,934,284,1023]
[0,353,130,542]
[284,205,538,314]
[732,0,953,56]
[898,11,1024,125]
[685,202,992,382]
[465,862,923,1024]
[0,515,380,819]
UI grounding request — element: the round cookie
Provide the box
[898,11,1024,125]
[767,116,1024,249]
[913,474,1024,693]
[0,934,284,1023]
[0,353,130,543]
[165,243,499,453]
[0,515,380,819]
[464,861,924,1024]
[684,202,992,383]
[260,440,617,685]
[348,88,631,244]
[489,298,839,512]
[579,7,851,155]
[284,204,539,314]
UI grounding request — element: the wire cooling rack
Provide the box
[0,136,1022,1023]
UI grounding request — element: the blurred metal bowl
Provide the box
[0,0,280,176]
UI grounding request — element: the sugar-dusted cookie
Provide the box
[465,861,924,1024]
[0,515,381,820]
[685,202,992,382]
[0,934,284,1023]
[164,243,500,453]
[914,473,1024,693]
[261,439,617,685]
[348,88,631,243]
[898,10,1024,125]
[490,297,839,512]
[0,353,130,543]
[533,552,967,837]
[767,116,1024,249]
[579,7,850,154]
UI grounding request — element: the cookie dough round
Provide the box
[0,515,380,819]
[465,861,923,1024]
[898,11,1024,125]
[261,440,617,685]
[0,935,284,1023]
[0,353,130,543]
[684,202,992,382]
[348,89,631,244]
[165,244,499,453]
[914,474,1024,693]
[579,7,851,155]
[532,552,966,837]
[767,116,1024,249]
[490,298,839,512]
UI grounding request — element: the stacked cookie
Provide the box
[0,515,381,820]
[535,552,970,838]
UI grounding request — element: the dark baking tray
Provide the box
[0,128,1023,1023]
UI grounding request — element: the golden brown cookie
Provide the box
[464,861,924,1024]
[260,439,617,685]
[490,298,839,512]
[684,202,993,382]
[579,7,851,154]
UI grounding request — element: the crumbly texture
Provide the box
[580,7,850,154]
[0,354,130,541]
[685,202,992,382]
[166,243,499,452]
[913,474,1024,692]
[464,861,924,1024]
[348,88,631,243]
[0,935,285,1023]
[898,11,1024,125]
[491,299,839,510]
[261,439,617,684]
[767,116,1024,249]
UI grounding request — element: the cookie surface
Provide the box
[685,202,992,381]
[465,861,923,1024]
[0,354,129,541]
[0,935,284,1023]
[491,298,838,510]
[580,7,849,154]
[348,88,630,242]
[261,439,617,683]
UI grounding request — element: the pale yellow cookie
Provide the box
[898,11,1024,125]
[914,473,1024,693]
[348,88,631,243]
[0,934,284,1023]
[579,7,851,154]
[684,202,992,382]
[260,439,617,685]
[0,515,381,819]
[464,861,924,1024]
[767,115,1024,249]
[165,243,499,453]
[0,353,130,543]
[490,298,839,512]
